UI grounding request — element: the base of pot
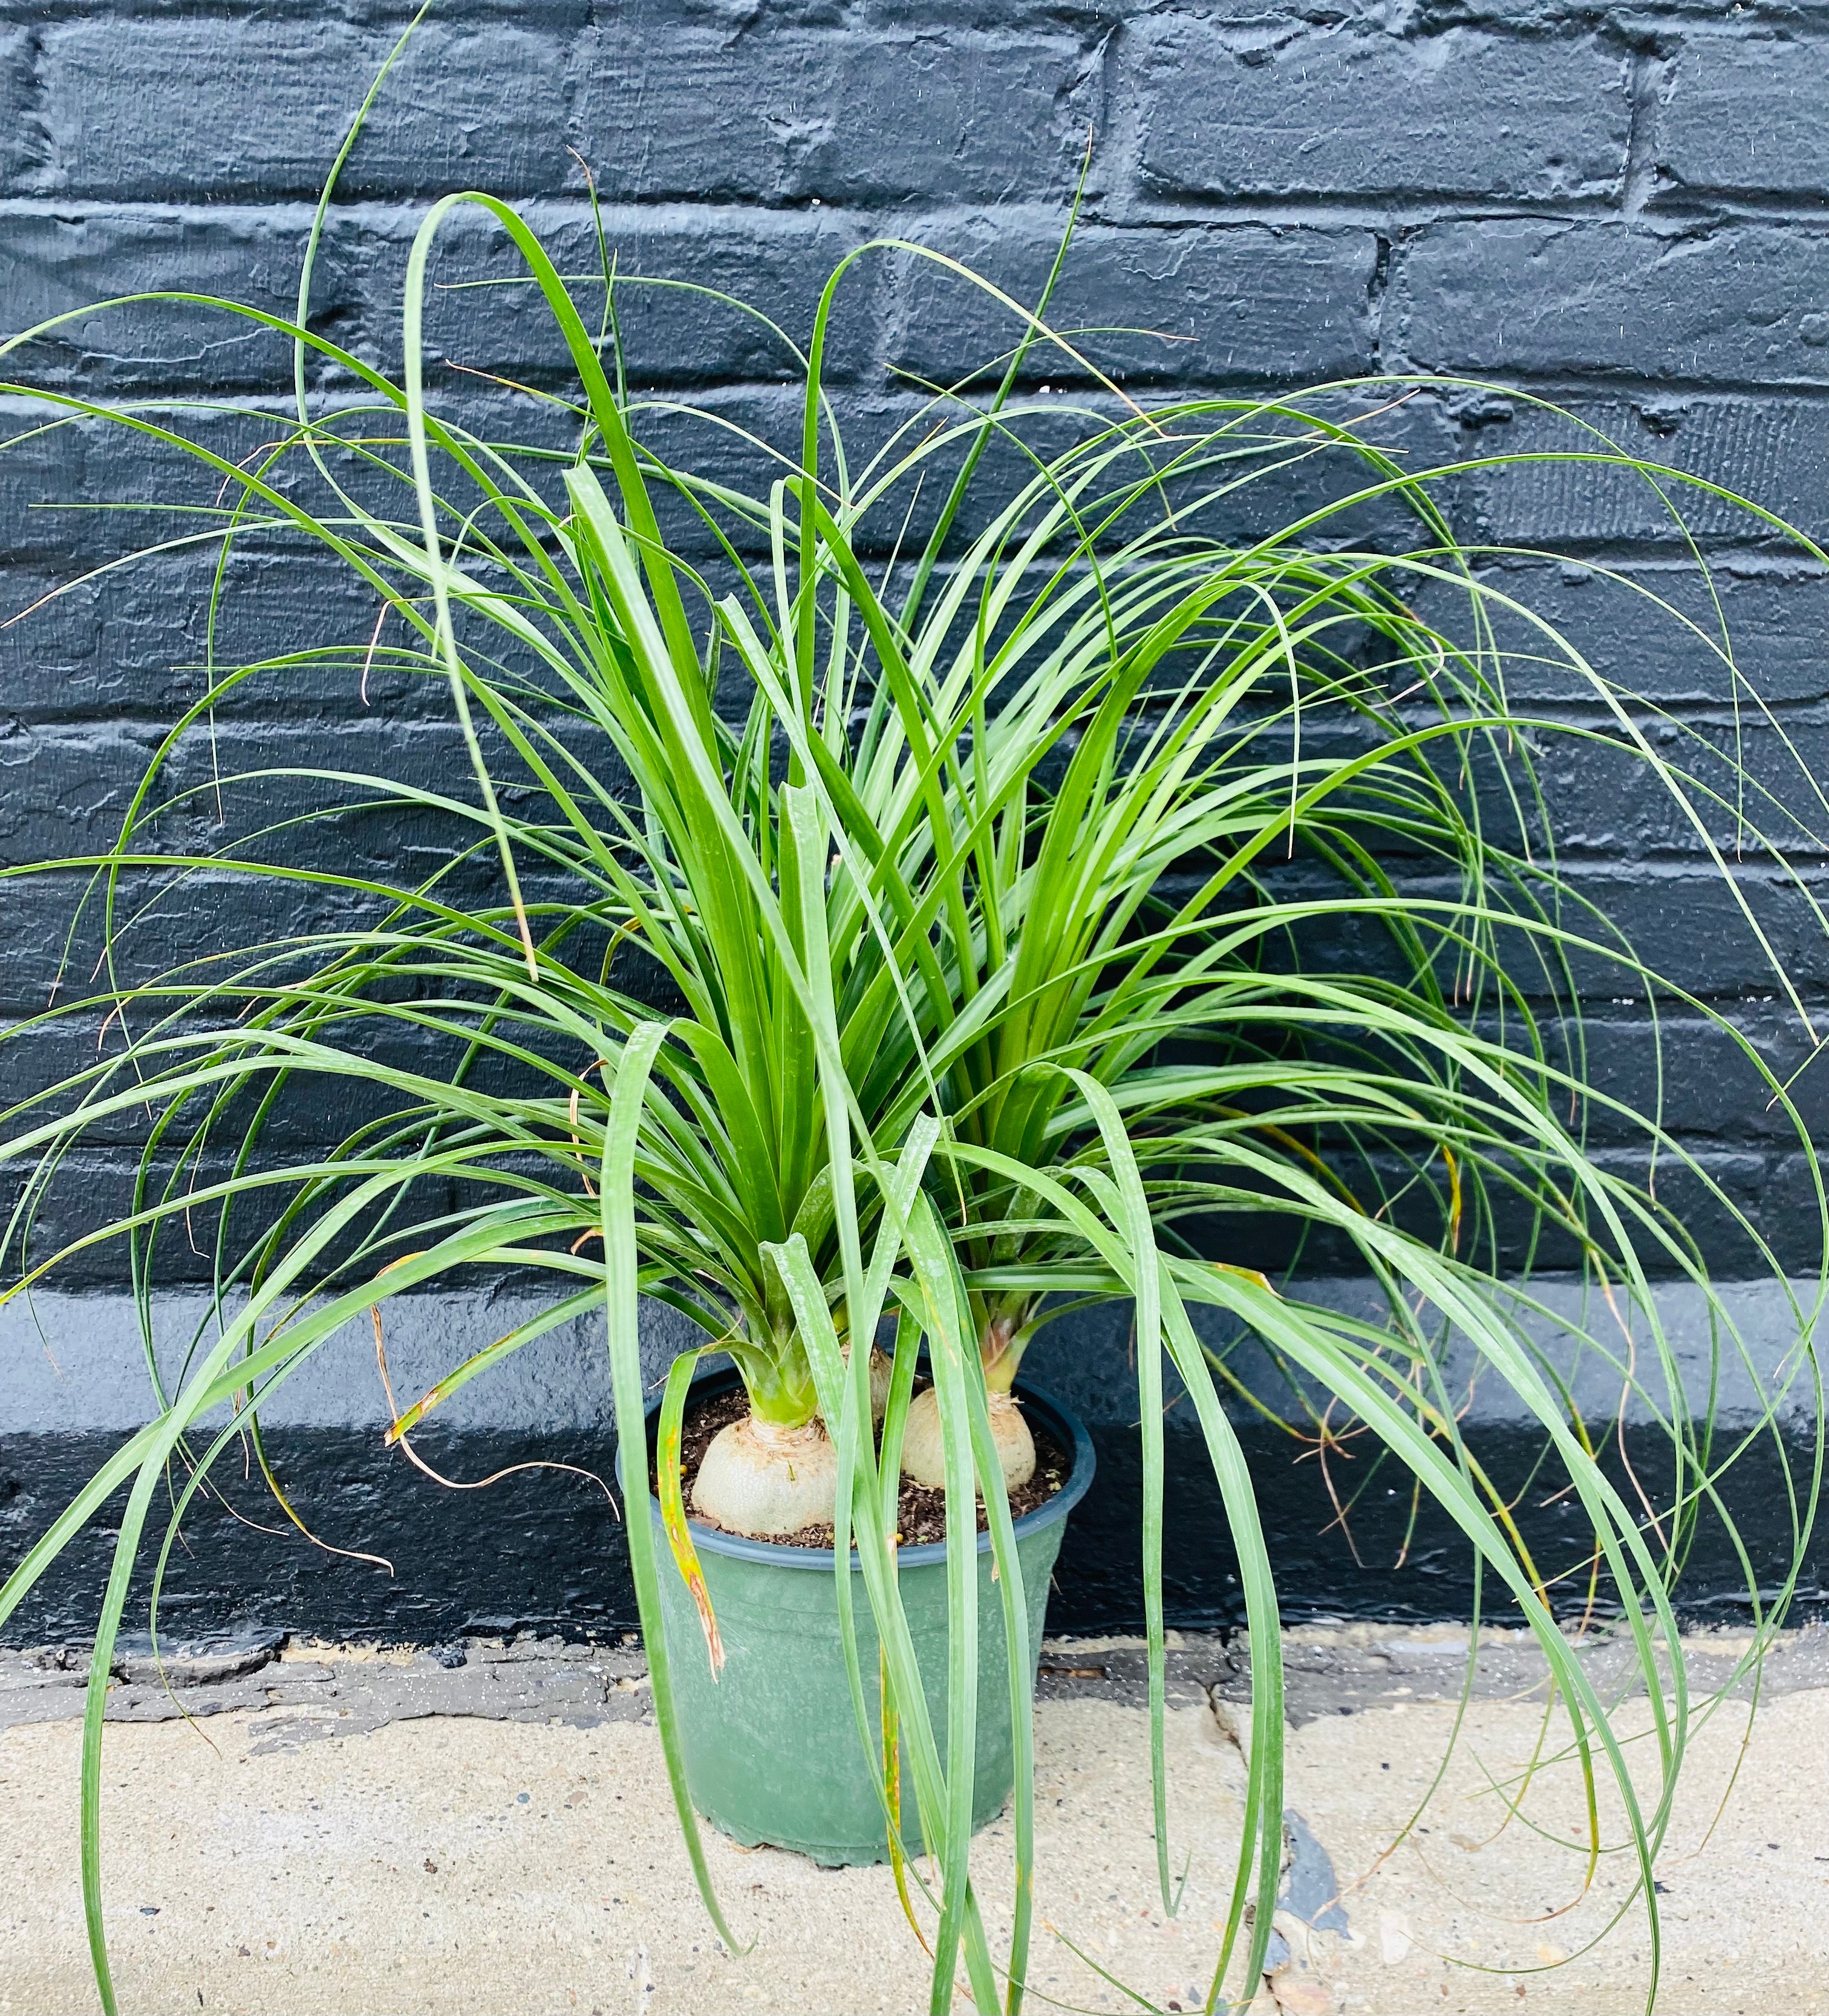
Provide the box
[694,1801,1008,1869]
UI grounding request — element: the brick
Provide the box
[1508,711,1829,863]
[0,1014,451,1152]
[1551,863,1829,1001]
[1259,699,1827,870]
[1271,854,1829,1002]
[160,715,520,852]
[1449,394,1829,549]
[1224,1141,1819,1277]
[0,207,346,394]
[0,389,592,659]
[0,719,168,868]
[723,380,1432,567]
[0,1146,337,1288]
[571,25,1086,204]
[0,397,312,566]
[1588,1147,1824,1276]
[622,381,810,549]
[1,27,39,194]
[0,560,204,723]
[1411,557,1829,709]
[861,0,1090,25]
[887,217,1377,388]
[1129,22,1629,201]
[0,860,344,1016]
[341,201,874,390]
[1572,1009,1828,1146]
[0,547,432,725]
[838,376,1442,561]
[0,708,596,886]
[1392,221,1829,387]
[40,19,570,202]
[0,870,104,1016]
[1658,34,1829,198]
[148,716,638,899]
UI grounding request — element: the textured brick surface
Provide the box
[571,24,1087,205]
[1129,22,1631,201]
[1,547,416,723]
[2,0,1829,1308]
[344,201,876,387]
[1,208,331,391]
[888,217,1378,386]
[1394,220,1829,384]
[1415,558,1829,706]
[0,26,37,194]
[1658,34,1829,198]
[39,19,570,203]
[1460,396,1829,545]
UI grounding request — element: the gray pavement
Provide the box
[3,1625,1827,2014]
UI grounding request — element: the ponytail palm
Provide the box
[2,177,1824,2016]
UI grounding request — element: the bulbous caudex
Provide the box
[691,1414,838,1537]
[898,1387,1035,1494]
[820,1331,891,1423]
[899,1302,1036,1494]
[690,1349,888,1539]
[849,1344,892,1424]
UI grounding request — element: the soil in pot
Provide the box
[658,1381,1070,1547]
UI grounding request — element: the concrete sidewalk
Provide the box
[2,1626,1826,2015]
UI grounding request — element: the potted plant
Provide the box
[1,80,1824,2016]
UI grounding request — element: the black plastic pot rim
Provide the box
[632,1359,1096,1574]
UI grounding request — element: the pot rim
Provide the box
[634,1359,1095,1571]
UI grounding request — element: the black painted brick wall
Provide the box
[4,1,1829,1273]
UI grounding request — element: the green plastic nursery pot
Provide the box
[629,1366,1094,1867]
